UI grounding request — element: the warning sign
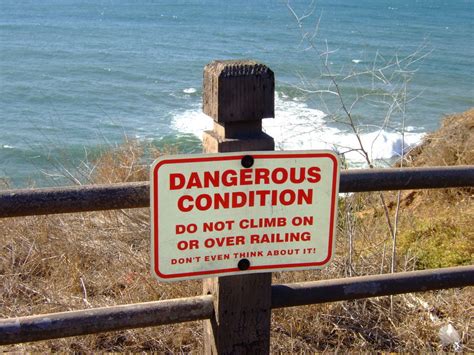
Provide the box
[150,151,339,281]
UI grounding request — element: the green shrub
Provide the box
[398,219,473,269]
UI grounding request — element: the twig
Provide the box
[80,277,92,308]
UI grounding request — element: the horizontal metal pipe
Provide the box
[340,165,474,192]
[0,295,214,346]
[1,266,472,345]
[0,182,149,218]
[271,265,474,309]
[0,166,472,218]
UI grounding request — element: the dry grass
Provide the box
[1,110,473,352]
[405,108,474,168]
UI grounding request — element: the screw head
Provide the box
[241,155,254,168]
[238,258,250,271]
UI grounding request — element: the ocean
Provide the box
[1,0,473,187]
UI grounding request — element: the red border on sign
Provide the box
[152,152,339,279]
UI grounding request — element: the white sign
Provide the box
[150,151,339,281]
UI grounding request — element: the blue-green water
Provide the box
[1,0,473,187]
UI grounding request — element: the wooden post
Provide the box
[202,60,275,354]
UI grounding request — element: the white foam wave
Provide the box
[183,88,197,94]
[335,130,423,163]
[171,108,213,137]
[352,59,362,64]
[171,94,424,166]
[2,144,14,149]
[266,95,424,164]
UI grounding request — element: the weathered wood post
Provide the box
[202,60,275,354]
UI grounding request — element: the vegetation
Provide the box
[0,110,472,352]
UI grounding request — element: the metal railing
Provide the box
[1,165,473,346]
[1,166,473,218]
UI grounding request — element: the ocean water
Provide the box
[1,0,473,187]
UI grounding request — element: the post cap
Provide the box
[203,60,275,123]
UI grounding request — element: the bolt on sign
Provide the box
[150,151,340,282]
